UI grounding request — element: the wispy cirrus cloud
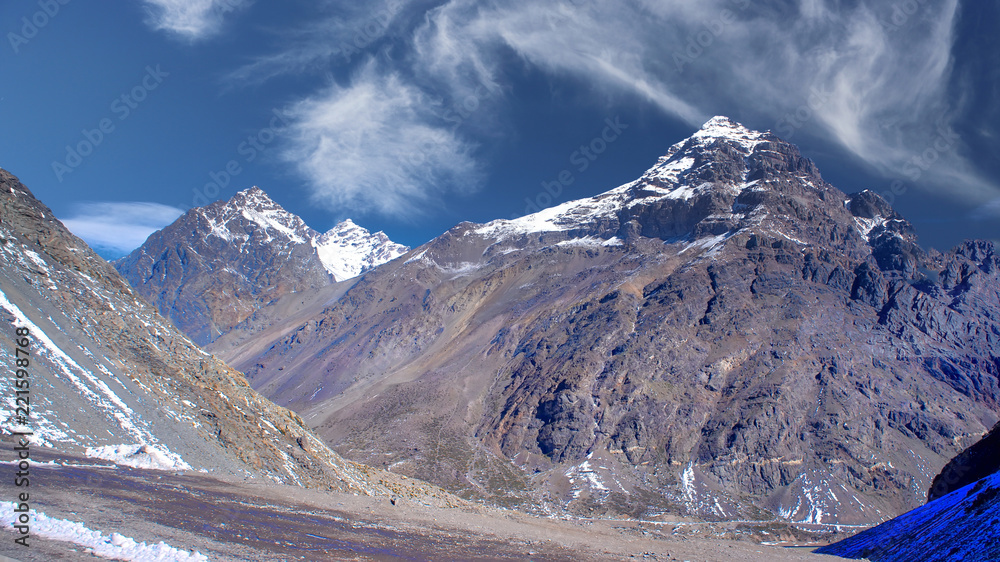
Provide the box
[60,202,184,257]
[139,0,250,41]
[234,0,998,217]
[226,0,407,86]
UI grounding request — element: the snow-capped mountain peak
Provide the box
[315,219,409,281]
[691,115,767,147]
[198,186,314,245]
[473,116,785,242]
[116,187,409,344]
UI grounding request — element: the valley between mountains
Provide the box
[126,118,1000,524]
[2,116,998,560]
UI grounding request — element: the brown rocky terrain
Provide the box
[209,118,1000,525]
[0,168,447,502]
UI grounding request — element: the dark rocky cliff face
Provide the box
[211,117,1000,523]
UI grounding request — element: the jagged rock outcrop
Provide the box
[929,420,1000,501]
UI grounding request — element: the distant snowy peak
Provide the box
[116,185,410,343]
[315,219,409,281]
[190,187,408,280]
[197,186,316,245]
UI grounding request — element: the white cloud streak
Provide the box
[140,0,249,40]
[60,202,184,256]
[281,61,482,218]
[241,0,998,217]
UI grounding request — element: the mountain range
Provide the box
[0,168,444,501]
[114,187,407,345]
[128,117,1000,526]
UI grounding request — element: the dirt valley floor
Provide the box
[0,453,850,561]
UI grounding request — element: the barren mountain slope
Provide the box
[0,168,449,503]
[212,118,1000,524]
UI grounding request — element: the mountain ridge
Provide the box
[208,116,1000,524]
[115,186,407,345]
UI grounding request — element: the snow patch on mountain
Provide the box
[473,187,630,241]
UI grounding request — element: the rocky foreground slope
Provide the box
[115,187,407,345]
[928,419,1000,501]
[0,169,448,503]
[814,420,1000,561]
[209,117,1000,524]
[817,456,1000,560]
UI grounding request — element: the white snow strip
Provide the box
[0,501,208,561]
[0,288,150,444]
[681,233,731,255]
[681,463,696,502]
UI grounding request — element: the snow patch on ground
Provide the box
[565,458,610,500]
[0,501,208,561]
[85,444,192,471]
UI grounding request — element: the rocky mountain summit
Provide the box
[0,169,447,501]
[115,187,407,345]
[210,117,1000,524]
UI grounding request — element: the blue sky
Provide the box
[2,0,997,258]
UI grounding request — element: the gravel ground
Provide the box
[0,452,846,561]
